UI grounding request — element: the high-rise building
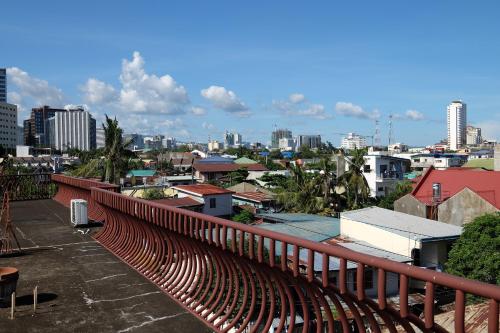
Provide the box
[0,102,18,150]
[296,135,322,150]
[46,110,96,151]
[466,125,482,146]
[0,68,7,103]
[23,105,83,146]
[271,128,292,149]
[162,137,176,150]
[96,128,105,149]
[341,133,367,150]
[279,138,295,151]
[447,101,467,151]
[123,133,145,150]
[224,130,234,148]
[143,135,164,150]
[234,132,242,146]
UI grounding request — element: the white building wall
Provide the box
[0,102,18,150]
[50,111,94,151]
[176,192,233,216]
[447,101,467,150]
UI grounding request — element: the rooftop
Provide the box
[0,200,208,332]
[234,157,258,164]
[153,197,203,208]
[341,206,462,242]
[173,184,234,196]
[126,169,157,177]
[193,163,268,173]
[232,191,274,203]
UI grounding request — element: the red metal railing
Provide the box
[52,174,119,222]
[51,176,500,333]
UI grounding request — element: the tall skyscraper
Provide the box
[0,68,6,103]
[296,135,322,150]
[447,101,467,151]
[271,128,292,149]
[466,125,482,146]
[46,110,96,151]
[0,102,18,150]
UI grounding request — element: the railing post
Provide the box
[454,290,465,333]
[400,274,409,318]
[257,235,264,263]
[307,249,314,282]
[489,299,499,333]
[281,242,287,272]
[321,253,328,288]
[269,239,275,268]
[377,268,386,310]
[339,258,347,294]
[424,281,435,330]
[356,263,365,301]
[292,244,299,277]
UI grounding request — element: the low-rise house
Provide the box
[468,149,493,159]
[394,167,500,225]
[228,182,276,212]
[172,184,234,217]
[153,197,204,212]
[361,152,410,197]
[125,169,157,185]
[411,153,467,170]
[160,175,197,187]
[193,163,268,183]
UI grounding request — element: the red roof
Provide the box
[193,163,268,173]
[173,184,234,196]
[233,191,274,203]
[153,197,203,207]
[411,166,500,208]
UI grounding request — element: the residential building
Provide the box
[296,134,321,150]
[160,175,196,187]
[125,169,157,186]
[466,125,482,146]
[228,182,276,213]
[388,142,408,153]
[144,135,164,150]
[447,101,467,150]
[46,110,96,151]
[361,152,410,197]
[208,140,222,152]
[0,68,6,103]
[193,162,268,183]
[234,157,258,164]
[173,184,234,217]
[271,128,292,149]
[96,128,105,149]
[468,149,493,160]
[16,125,23,146]
[0,102,17,150]
[340,207,462,270]
[410,153,467,170]
[123,133,145,150]
[278,137,295,151]
[153,197,203,212]
[341,133,367,150]
[394,167,500,226]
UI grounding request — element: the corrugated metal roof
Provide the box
[194,163,268,172]
[153,197,203,207]
[233,192,274,203]
[126,169,156,177]
[341,207,462,241]
[173,184,234,196]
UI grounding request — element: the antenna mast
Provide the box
[374,120,381,147]
[388,114,394,146]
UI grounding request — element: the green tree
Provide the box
[102,115,131,184]
[446,213,500,285]
[227,167,249,186]
[378,180,413,210]
[340,148,370,209]
[143,188,165,200]
[232,210,255,224]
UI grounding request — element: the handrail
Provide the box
[91,186,500,301]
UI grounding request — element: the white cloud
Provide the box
[200,85,250,116]
[405,109,424,121]
[81,78,117,105]
[335,102,380,120]
[7,67,64,106]
[64,104,89,111]
[158,118,184,129]
[289,93,305,104]
[190,106,206,116]
[202,122,215,130]
[273,94,330,119]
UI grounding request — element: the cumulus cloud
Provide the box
[202,122,215,130]
[405,109,424,120]
[190,106,206,116]
[7,67,65,106]
[201,85,250,116]
[335,102,380,120]
[81,78,117,105]
[289,93,305,104]
[273,93,330,119]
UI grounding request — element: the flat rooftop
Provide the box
[0,200,210,333]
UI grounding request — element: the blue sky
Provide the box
[2,1,500,146]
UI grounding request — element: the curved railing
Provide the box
[52,174,119,222]
[49,176,500,332]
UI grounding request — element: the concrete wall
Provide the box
[495,145,500,171]
[394,194,428,219]
[202,194,233,217]
[340,217,421,258]
[437,188,498,226]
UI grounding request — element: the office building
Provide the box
[0,68,6,103]
[279,138,295,151]
[296,134,321,150]
[447,101,467,150]
[466,125,482,146]
[123,133,145,150]
[143,135,164,150]
[224,131,242,148]
[341,133,367,150]
[271,128,292,149]
[46,110,96,151]
[0,102,18,150]
[162,137,176,150]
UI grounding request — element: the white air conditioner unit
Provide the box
[70,199,88,226]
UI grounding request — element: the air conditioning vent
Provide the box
[70,199,88,226]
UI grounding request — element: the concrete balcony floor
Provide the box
[0,200,211,333]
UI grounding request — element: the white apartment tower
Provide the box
[447,101,467,150]
[341,133,367,150]
[47,110,96,151]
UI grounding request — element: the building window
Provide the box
[209,198,216,208]
[411,248,421,266]
[378,187,384,192]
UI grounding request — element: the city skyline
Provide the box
[2,1,500,145]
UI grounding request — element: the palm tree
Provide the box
[102,115,130,184]
[340,148,370,209]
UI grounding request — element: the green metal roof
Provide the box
[234,157,258,164]
[126,169,156,177]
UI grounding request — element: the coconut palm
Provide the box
[102,115,130,184]
[340,148,370,209]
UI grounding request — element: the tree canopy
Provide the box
[446,213,500,285]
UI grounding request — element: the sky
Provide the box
[2,1,500,146]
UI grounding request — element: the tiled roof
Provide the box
[233,191,274,203]
[173,184,234,196]
[193,163,268,173]
[411,166,500,208]
[153,197,203,207]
